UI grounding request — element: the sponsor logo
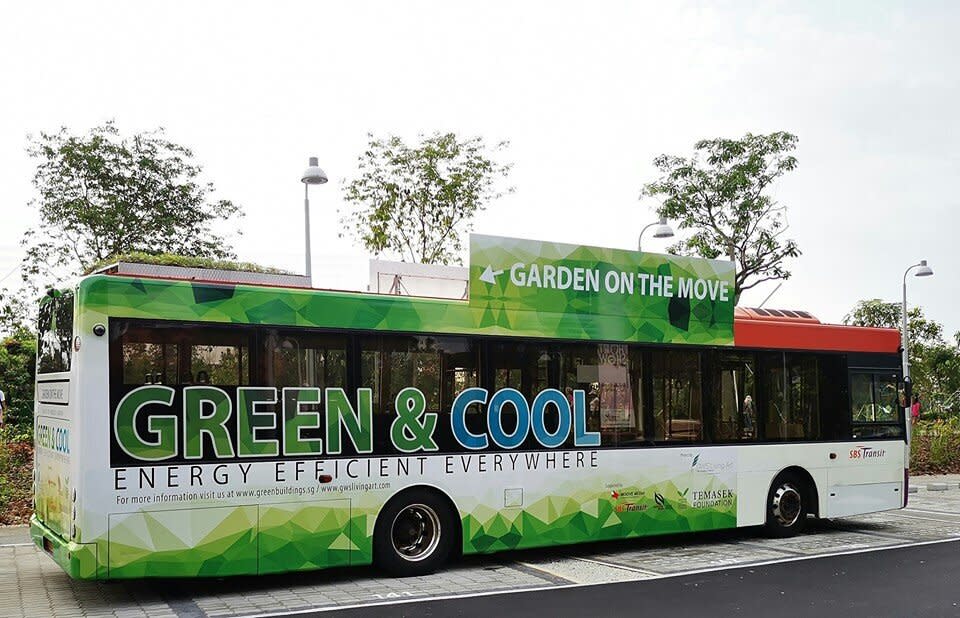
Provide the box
[849,445,886,460]
[654,492,666,510]
[690,488,735,509]
[610,487,645,501]
[615,502,648,513]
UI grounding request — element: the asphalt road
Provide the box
[324,539,960,618]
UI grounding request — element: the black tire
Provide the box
[373,489,457,577]
[764,473,808,537]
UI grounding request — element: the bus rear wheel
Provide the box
[764,473,808,537]
[374,489,456,577]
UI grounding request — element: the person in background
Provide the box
[0,387,6,428]
[742,395,756,438]
[911,394,922,424]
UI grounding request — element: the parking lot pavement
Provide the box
[4,477,960,618]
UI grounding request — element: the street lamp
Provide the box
[301,157,328,285]
[638,217,674,251]
[902,259,934,423]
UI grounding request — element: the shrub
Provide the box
[911,418,960,474]
[0,439,33,525]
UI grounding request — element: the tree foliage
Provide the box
[22,122,242,284]
[845,299,960,416]
[643,132,801,302]
[0,289,31,337]
[0,327,37,431]
[341,133,511,265]
[844,299,942,347]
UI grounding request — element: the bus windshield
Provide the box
[37,290,74,374]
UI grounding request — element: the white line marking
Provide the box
[238,536,960,617]
[904,507,960,518]
[571,556,660,577]
[890,511,960,525]
[0,543,32,548]
[515,561,576,582]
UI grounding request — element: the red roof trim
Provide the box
[734,318,900,354]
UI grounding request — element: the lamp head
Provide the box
[653,217,675,239]
[915,260,934,277]
[301,157,328,185]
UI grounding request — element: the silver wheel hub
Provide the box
[772,483,802,527]
[391,504,441,562]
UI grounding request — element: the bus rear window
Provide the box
[37,291,74,374]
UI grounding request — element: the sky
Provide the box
[1,1,957,335]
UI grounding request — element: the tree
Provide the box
[0,289,31,337]
[845,299,960,417]
[843,299,942,347]
[22,122,242,284]
[643,132,801,302]
[341,133,511,265]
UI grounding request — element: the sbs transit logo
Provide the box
[849,445,886,460]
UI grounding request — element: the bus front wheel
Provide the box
[764,473,808,537]
[374,489,456,577]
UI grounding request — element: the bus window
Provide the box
[122,340,178,384]
[652,350,703,442]
[850,371,903,439]
[489,341,552,401]
[190,343,248,386]
[360,335,478,452]
[713,352,757,441]
[262,330,347,390]
[115,322,251,386]
[37,290,74,374]
[850,373,875,422]
[764,353,820,441]
[556,343,643,447]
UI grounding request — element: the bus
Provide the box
[30,240,907,580]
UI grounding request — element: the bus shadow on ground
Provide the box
[113,521,859,605]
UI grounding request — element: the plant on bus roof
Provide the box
[341,133,513,266]
[21,121,243,285]
[83,252,291,276]
[642,131,801,303]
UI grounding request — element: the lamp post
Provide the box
[902,259,934,430]
[638,217,674,251]
[301,157,328,286]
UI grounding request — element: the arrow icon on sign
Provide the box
[479,265,504,285]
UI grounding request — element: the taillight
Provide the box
[903,468,909,508]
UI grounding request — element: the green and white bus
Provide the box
[31,236,907,579]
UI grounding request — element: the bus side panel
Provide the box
[449,446,738,555]
[826,442,905,518]
[735,441,905,526]
[34,388,73,537]
[33,290,79,543]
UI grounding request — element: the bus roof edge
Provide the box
[98,261,313,289]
